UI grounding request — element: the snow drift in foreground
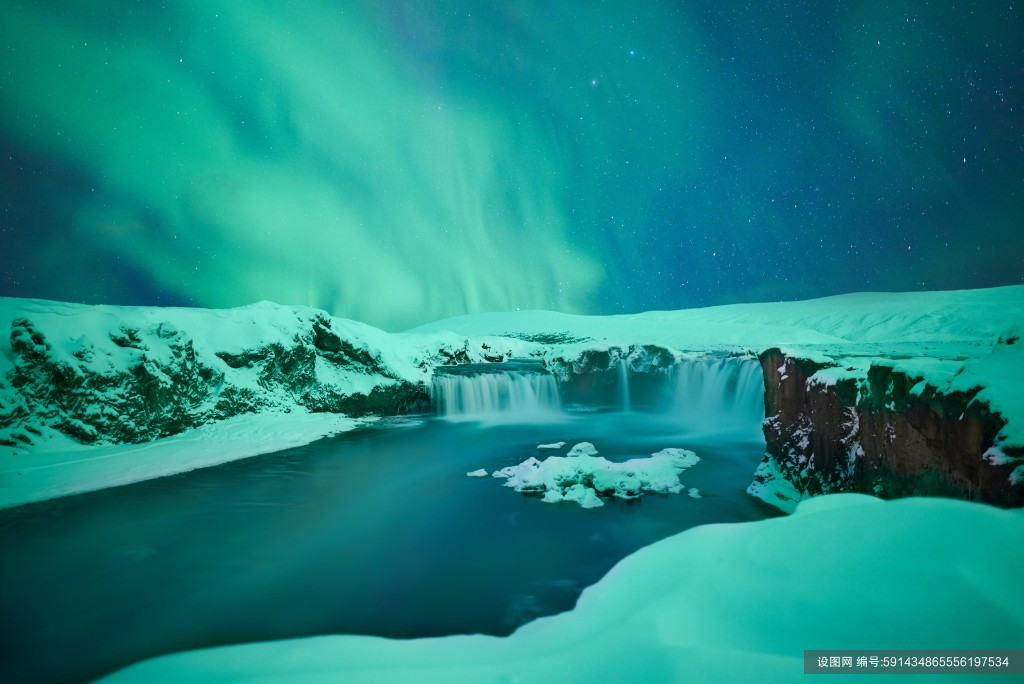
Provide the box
[99,495,1024,683]
[488,442,700,508]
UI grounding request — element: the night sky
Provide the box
[1,1,1022,330]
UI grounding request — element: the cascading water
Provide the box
[433,362,563,422]
[618,358,631,413]
[667,357,764,436]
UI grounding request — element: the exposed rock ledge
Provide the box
[750,345,1023,510]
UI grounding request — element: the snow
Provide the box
[410,286,1024,351]
[0,297,427,391]
[566,441,598,457]
[4,286,1023,509]
[0,411,362,510]
[746,455,809,514]
[98,494,1024,684]
[488,443,700,508]
[949,325,1024,449]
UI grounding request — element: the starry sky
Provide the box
[1,1,1022,330]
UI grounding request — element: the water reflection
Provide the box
[0,411,776,683]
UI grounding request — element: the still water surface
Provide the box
[0,410,776,683]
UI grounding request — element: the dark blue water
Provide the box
[0,411,777,683]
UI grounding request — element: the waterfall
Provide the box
[618,358,631,413]
[433,365,563,422]
[668,357,764,436]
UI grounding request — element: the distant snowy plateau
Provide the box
[2,286,1023,681]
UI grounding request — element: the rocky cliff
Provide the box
[750,344,1023,510]
[0,307,431,449]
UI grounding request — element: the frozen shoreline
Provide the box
[0,411,363,510]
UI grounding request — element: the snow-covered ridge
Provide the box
[410,285,1024,350]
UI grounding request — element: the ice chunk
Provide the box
[498,447,699,508]
[562,483,604,508]
[566,442,598,457]
[466,469,488,477]
[537,441,566,450]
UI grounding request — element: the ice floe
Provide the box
[485,442,699,508]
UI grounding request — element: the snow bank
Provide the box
[0,411,362,510]
[410,285,1024,352]
[98,495,1024,683]
[488,443,699,508]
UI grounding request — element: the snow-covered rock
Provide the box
[0,299,432,450]
[0,298,548,454]
[566,441,598,457]
[752,345,1024,508]
[493,443,700,508]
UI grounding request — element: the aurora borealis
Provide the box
[1,1,1021,330]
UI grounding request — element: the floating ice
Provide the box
[491,442,700,508]
[566,442,598,457]
[466,469,488,477]
[537,442,566,450]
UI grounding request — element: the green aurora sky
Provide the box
[1,0,1021,330]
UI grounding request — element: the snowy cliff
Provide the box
[750,343,1023,510]
[0,299,425,449]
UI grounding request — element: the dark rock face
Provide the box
[754,348,1022,507]
[2,314,429,448]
